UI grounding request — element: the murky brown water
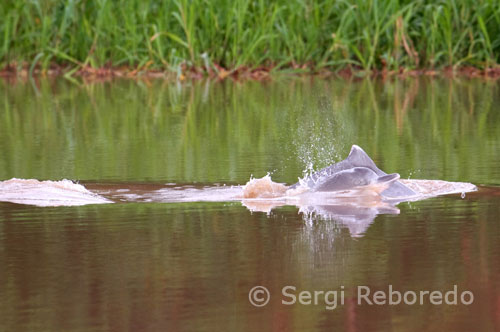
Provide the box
[0,77,499,331]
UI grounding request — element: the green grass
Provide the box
[1,0,499,74]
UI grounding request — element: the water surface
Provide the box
[0,77,499,331]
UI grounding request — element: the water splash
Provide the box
[289,98,348,179]
[0,178,111,206]
[242,173,287,198]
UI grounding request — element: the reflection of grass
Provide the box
[0,78,498,185]
[1,197,495,331]
[1,0,499,72]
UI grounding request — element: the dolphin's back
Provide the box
[314,167,399,192]
[291,145,417,199]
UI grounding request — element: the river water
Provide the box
[0,77,499,331]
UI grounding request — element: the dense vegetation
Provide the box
[1,0,499,74]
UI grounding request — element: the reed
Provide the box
[1,0,499,74]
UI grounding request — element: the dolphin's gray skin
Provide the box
[290,145,417,199]
[312,167,400,192]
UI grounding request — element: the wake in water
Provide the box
[0,175,477,205]
[0,178,111,207]
[0,145,479,236]
[0,175,477,207]
[0,175,477,236]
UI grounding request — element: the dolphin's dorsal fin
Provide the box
[345,146,417,197]
[289,144,418,199]
[346,145,383,175]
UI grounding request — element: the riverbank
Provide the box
[1,0,499,81]
[2,63,500,82]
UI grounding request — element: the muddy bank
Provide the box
[2,62,500,83]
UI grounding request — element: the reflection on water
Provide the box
[0,77,500,331]
[1,77,499,184]
[0,192,499,331]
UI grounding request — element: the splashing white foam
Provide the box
[0,178,111,207]
[242,174,288,198]
[399,179,477,198]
